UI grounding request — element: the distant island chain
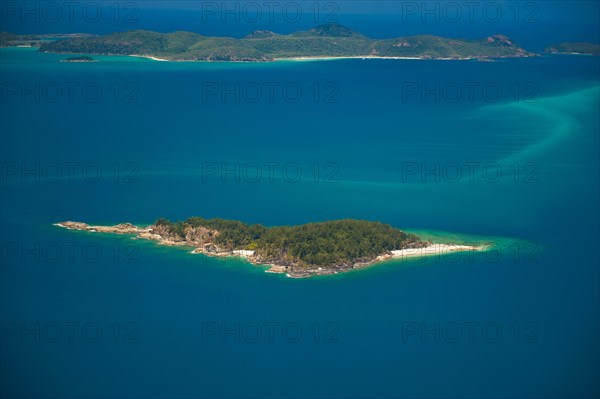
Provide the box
[2,24,597,62]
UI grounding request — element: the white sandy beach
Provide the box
[391,243,488,259]
[232,250,255,257]
[129,54,170,62]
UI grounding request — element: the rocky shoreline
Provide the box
[55,221,488,278]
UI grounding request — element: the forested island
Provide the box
[545,42,600,56]
[22,24,536,61]
[56,218,487,278]
[60,56,96,62]
[0,32,95,48]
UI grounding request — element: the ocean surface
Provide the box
[1,46,599,398]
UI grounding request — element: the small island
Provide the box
[545,42,600,56]
[55,218,488,278]
[60,56,97,63]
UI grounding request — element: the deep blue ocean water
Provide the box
[1,45,599,397]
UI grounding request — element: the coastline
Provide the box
[4,48,528,63]
[129,54,171,62]
[547,52,597,56]
[273,55,471,62]
[54,221,491,278]
[129,54,487,63]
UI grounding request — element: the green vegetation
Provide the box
[186,217,267,248]
[0,32,19,47]
[154,217,425,268]
[61,55,95,62]
[36,24,534,61]
[545,42,600,56]
[257,220,422,267]
[42,30,206,56]
[371,34,530,59]
[1,32,96,48]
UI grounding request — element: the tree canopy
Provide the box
[154,217,424,268]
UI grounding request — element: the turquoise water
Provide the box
[1,48,599,398]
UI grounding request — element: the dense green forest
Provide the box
[155,217,425,267]
[35,24,534,61]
